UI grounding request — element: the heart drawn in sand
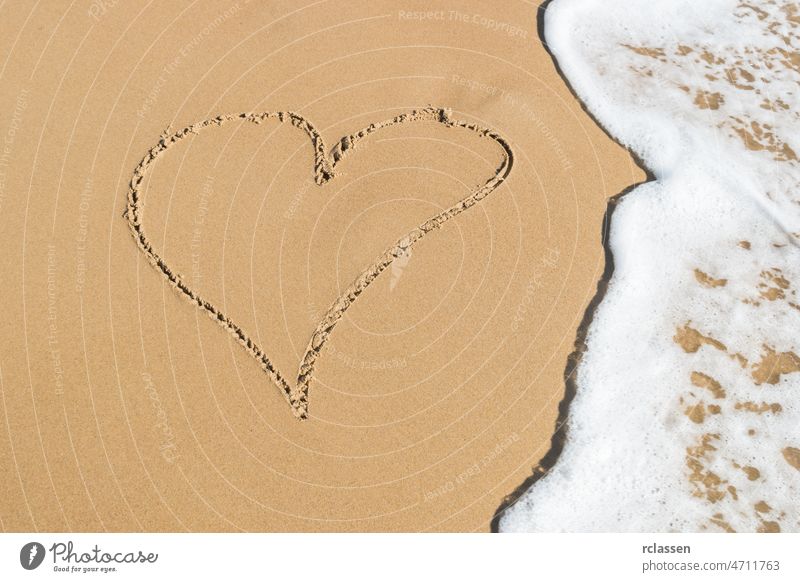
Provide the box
[124,107,513,419]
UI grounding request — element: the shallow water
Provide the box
[501,0,800,532]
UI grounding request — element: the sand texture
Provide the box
[0,0,640,531]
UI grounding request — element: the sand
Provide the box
[0,0,641,531]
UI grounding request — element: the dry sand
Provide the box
[0,0,642,531]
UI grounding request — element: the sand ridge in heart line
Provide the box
[124,107,514,420]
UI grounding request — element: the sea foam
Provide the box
[500,0,800,532]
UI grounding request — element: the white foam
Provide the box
[501,0,800,532]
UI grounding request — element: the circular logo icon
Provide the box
[20,542,46,570]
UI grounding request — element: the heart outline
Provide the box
[124,107,513,419]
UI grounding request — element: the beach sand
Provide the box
[0,0,641,531]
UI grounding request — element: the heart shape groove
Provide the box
[125,107,513,419]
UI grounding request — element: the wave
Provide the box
[500,0,800,532]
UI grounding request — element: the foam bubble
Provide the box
[501,0,800,532]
